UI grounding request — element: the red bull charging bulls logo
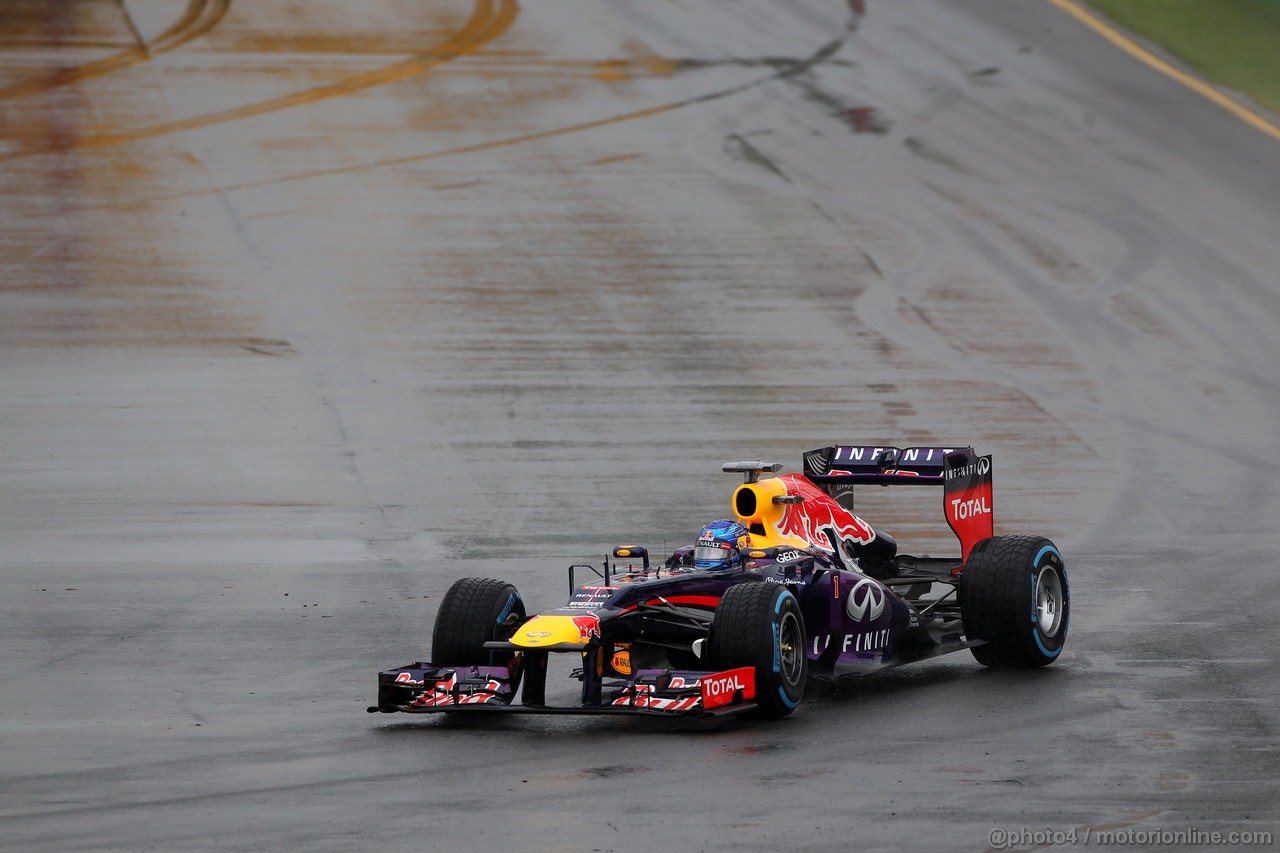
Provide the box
[775,474,876,550]
[570,614,601,641]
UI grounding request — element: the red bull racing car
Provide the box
[369,445,1069,720]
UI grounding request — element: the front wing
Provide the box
[368,662,758,718]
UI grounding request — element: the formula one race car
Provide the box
[369,445,1069,720]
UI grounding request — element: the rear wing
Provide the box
[803,445,994,561]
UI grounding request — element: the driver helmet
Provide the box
[693,519,749,570]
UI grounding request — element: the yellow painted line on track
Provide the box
[0,0,231,101]
[0,0,517,160]
[1044,0,1280,142]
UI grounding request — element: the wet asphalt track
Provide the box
[3,1,1279,850]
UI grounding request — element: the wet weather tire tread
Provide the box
[708,582,806,719]
[960,535,1068,668]
[432,577,524,666]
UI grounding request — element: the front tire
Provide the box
[960,536,1069,668]
[431,578,526,685]
[708,583,807,718]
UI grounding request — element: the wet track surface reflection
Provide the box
[2,0,1278,849]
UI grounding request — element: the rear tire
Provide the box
[708,583,807,718]
[960,536,1069,668]
[431,578,526,682]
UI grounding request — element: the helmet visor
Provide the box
[694,543,733,566]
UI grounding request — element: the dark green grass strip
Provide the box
[1085,0,1280,115]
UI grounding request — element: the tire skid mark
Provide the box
[178,28,861,199]
[0,0,517,161]
[0,0,230,102]
[176,96,691,198]
[424,55,678,81]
